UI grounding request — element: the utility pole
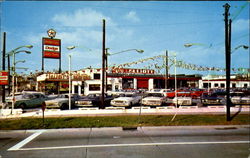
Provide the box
[223,3,231,121]
[8,55,10,95]
[165,50,168,89]
[105,48,108,92]
[101,19,106,109]
[2,32,6,103]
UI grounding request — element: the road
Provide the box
[0,125,249,158]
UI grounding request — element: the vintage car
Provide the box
[162,89,176,98]
[106,90,125,97]
[172,97,192,106]
[163,90,191,98]
[44,93,81,110]
[75,93,114,107]
[110,93,142,107]
[5,92,48,109]
[189,88,205,99]
[230,92,250,105]
[200,93,224,106]
[141,93,166,106]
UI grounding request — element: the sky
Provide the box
[0,1,249,76]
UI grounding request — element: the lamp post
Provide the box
[231,45,249,54]
[105,48,144,91]
[14,60,26,93]
[67,46,76,110]
[7,46,32,114]
[231,45,249,79]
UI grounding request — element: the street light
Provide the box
[105,48,144,91]
[14,60,26,65]
[7,46,32,114]
[66,46,77,110]
[231,45,249,79]
[231,45,249,54]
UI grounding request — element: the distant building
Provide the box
[199,74,250,89]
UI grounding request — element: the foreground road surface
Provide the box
[0,125,249,158]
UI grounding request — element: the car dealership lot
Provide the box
[0,126,249,158]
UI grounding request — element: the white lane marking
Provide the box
[8,130,46,151]
[11,140,249,151]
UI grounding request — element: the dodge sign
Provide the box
[42,38,61,59]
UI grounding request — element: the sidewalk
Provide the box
[0,106,249,119]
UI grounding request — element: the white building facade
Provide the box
[199,75,250,89]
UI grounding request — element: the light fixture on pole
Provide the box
[67,46,77,110]
[7,46,32,114]
[105,48,144,91]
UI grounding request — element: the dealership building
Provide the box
[36,67,202,95]
[35,68,250,96]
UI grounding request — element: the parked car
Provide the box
[141,93,166,107]
[163,89,191,98]
[5,92,48,109]
[110,92,142,107]
[230,92,250,105]
[75,93,114,107]
[44,93,81,110]
[201,93,223,106]
[189,88,205,99]
[107,90,125,97]
[162,89,176,98]
[172,97,193,106]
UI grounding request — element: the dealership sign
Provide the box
[42,38,61,59]
[112,68,155,74]
[0,71,8,85]
[37,73,90,82]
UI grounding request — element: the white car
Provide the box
[172,97,193,106]
[141,93,166,106]
[45,93,81,109]
[230,92,250,105]
[107,90,125,97]
[110,93,142,107]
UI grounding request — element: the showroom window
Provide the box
[94,73,100,79]
[89,84,100,91]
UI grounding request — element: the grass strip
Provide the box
[0,114,249,130]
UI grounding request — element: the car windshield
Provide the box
[119,94,134,97]
[230,92,244,97]
[87,94,101,98]
[147,93,163,97]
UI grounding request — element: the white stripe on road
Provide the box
[8,130,46,151]
[10,140,249,151]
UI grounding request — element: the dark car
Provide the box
[75,93,114,107]
[201,93,224,106]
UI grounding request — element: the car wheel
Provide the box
[19,103,26,109]
[60,103,68,110]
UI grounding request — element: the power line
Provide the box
[231,2,249,21]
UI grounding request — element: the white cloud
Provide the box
[124,11,140,22]
[49,8,137,49]
[233,19,249,32]
[52,8,116,27]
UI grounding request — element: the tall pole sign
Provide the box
[42,29,61,73]
[2,32,6,103]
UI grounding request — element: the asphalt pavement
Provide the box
[0,125,249,158]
